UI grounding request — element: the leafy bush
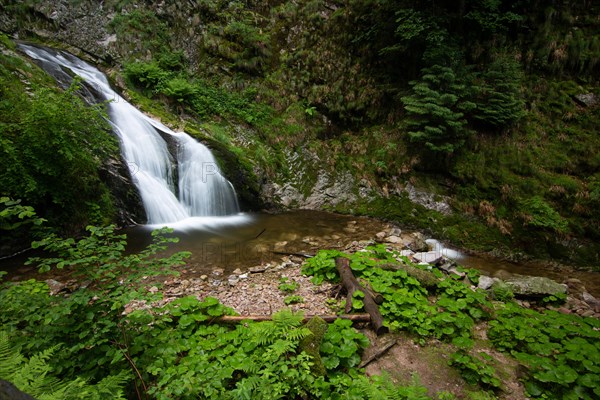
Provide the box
[520,196,568,233]
[470,56,526,130]
[488,303,600,399]
[124,61,169,91]
[1,225,189,384]
[320,318,370,371]
[0,331,128,400]
[449,351,502,390]
[0,61,118,229]
[304,247,492,342]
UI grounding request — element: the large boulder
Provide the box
[504,275,567,298]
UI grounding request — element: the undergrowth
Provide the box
[303,245,600,399]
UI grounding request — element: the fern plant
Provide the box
[0,331,128,400]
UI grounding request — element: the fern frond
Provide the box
[272,309,304,330]
[285,327,313,343]
[251,322,277,346]
[0,331,128,400]
[270,339,294,358]
[0,330,24,378]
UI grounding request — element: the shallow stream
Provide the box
[4,211,599,296]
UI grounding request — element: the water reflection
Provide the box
[3,210,599,296]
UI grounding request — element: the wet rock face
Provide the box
[99,155,146,225]
[1,1,115,62]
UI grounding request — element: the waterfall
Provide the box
[19,44,240,224]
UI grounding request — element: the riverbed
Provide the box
[3,210,600,296]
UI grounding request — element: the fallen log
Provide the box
[214,314,371,324]
[336,257,389,336]
[360,280,384,305]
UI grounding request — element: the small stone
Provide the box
[250,266,267,273]
[228,277,239,286]
[408,233,429,252]
[233,268,243,275]
[239,273,248,279]
[573,93,598,107]
[582,292,598,304]
[375,231,387,240]
[557,307,571,314]
[200,275,208,280]
[274,241,288,251]
[385,235,402,244]
[448,267,465,278]
[45,279,66,295]
[579,309,596,318]
[505,276,567,298]
[148,286,159,294]
[412,251,443,265]
[478,276,496,290]
[389,227,402,236]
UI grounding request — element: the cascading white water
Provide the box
[20,44,240,224]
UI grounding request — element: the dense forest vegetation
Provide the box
[0,0,600,399]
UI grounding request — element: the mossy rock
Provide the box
[299,316,328,376]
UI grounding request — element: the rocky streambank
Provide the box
[16,216,600,319]
[115,223,600,319]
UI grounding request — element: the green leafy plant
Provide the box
[489,280,513,302]
[0,197,46,230]
[278,277,300,293]
[488,303,600,399]
[284,294,304,305]
[26,225,189,288]
[449,350,502,390]
[0,330,128,400]
[520,196,568,234]
[319,318,370,372]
